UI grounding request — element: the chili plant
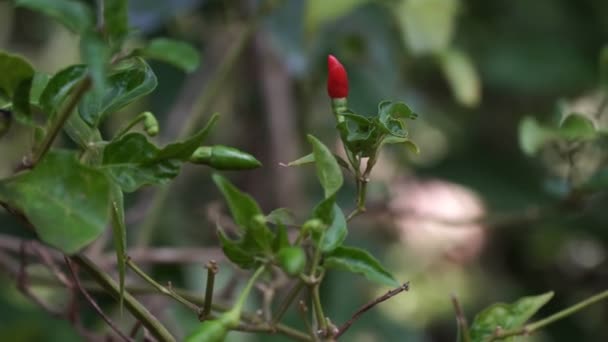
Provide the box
[0,1,607,342]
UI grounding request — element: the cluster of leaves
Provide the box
[518,47,608,191]
[0,0,259,310]
[459,292,554,342]
[215,134,399,287]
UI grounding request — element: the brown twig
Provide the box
[334,282,410,339]
[201,260,218,320]
[451,293,471,342]
[65,257,134,342]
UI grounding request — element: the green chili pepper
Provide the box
[277,246,306,276]
[190,145,261,170]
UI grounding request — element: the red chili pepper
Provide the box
[327,54,348,99]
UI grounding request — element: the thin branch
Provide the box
[65,257,134,342]
[31,77,91,166]
[298,300,315,341]
[71,254,176,342]
[126,257,202,314]
[335,282,410,339]
[235,322,312,342]
[273,280,305,324]
[451,293,471,342]
[202,260,218,319]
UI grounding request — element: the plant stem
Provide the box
[487,289,608,341]
[126,257,202,314]
[235,322,312,341]
[450,293,471,342]
[32,77,91,166]
[311,283,327,333]
[273,280,305,324]
[71,254,176,342]
[202,260,218,319]
[114,112,149,139]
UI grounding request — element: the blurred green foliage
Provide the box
[1,0,607,341]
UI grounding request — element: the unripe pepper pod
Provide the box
[277,246,306,276]
[190,145,262,170]
[327,54,348,99]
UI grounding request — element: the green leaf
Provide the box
[518,116,556,156]
[308,134,343,198]
[29,72,52,108]
[40,64,87,117]
[64,111,103,149]
[16,0,93,33]
[304,0,369,35]
[312,196,347,253]
[102,114,217,192]
[109,184,126,311]
[185,320,228,342]
[381,136,420,154]
[438,49,481,108]
[12,78,34,124]
[470,292,554,342]
[79,57,157,127]
[0,51,35,98]
[137,38,200,73]
[0,151,111,254]
[559,113,597,140]
[212,174,263,231]
[80,30,109,99]
[103,0,129,47]
[324,246,399,287]
[281,153,315,167]
[266,208,296,225]
[337,112,380,156]
[217,226,256,269]
[272,223,290,252]
[395,0,459,55]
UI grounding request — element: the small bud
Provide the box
[302,218,324,235]
[142,111,159,136]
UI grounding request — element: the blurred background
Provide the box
[1,0,608,341]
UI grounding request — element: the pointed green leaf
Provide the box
[16,0,93,33]
[266,208,296,225]
[217,226,256,269]
[14,72,51,124]
[324,246,399,287]
[470,292,554,342]
[40,64,87,117]
[64,111,103,149]
[312,196,347,252]
[109,184,126,311]
[308,134,343,198]
[212,174,263,232]
[0,151,111,254]
[103,0,129,47]
[559,113,597,140]
[381,136,420,154]
[281,152,315,167]
[79,57,157,126]
[0,51,34,98]
[137,38,200,72]
[102,114,218,192]
[438,49,481,107]
[395,0,459,55]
